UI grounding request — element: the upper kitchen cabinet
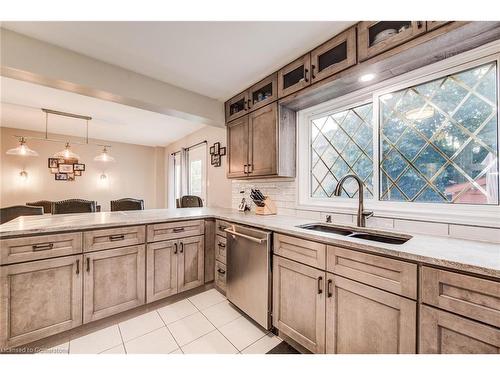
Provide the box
[310,27,357,83]
[248,73,277,112]
[278,54,311,98]
[357,21,426,61]
[225,90,250,122]
[226,102,296,179]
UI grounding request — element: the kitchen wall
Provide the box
[164,125,231,209]
[0,127,165,211]
[232,179,500,243]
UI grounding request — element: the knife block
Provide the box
[255,197,277,215]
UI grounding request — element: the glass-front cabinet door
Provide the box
[278,54,311,98]
[310,27,357,84]
[225,90,250,122]
[248,73,277,112]
[358,21,426,61]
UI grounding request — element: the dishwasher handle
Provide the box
[224,228,266,244]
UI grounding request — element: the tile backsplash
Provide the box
[231,179,500,243]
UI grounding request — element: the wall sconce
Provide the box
[19,170,28,181]
[100,173,107,181]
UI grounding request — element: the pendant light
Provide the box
[94,146,115,162]
[53,142,80,160]
[6,137,39,157]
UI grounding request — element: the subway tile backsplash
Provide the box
[231,179,500,243]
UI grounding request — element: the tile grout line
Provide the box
[197,304,239,354]
[157,307,183,353]
[116,324,127,354]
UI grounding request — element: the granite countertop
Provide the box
[1,208,499,278]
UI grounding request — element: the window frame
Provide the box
[297,42,500,227]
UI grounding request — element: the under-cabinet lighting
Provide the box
[359,73,376,82]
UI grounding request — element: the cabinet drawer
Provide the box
[215,235,227,264]
[273,234,326,269]
[421,267,500,328]
[215,260,226,291]
[215,220,230,238]
[327,246,417,299]
[147,220,204,242]
[0,232,82,265]
[83,225,145,252]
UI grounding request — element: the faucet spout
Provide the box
[334,174,372,227]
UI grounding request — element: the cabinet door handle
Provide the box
[416,21,423,29]
[218,242,226,248]
[76,259,80,275]
[304,68,309,83]
[311,64,316,79]
[327,279,333,298]
[243,164,248,174]
[32,243,54,251]
[174,242,178,254]
[217,268,226,275]
[109,234,125,241]
[86,257,90,273]
[247,99,252,109]
[317,276,323,294]
[180,242,184,253]
[248,164,253,173]
[218,225,227,231]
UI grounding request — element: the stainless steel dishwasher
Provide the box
[225,224,272,330]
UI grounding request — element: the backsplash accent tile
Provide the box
[231,179,499,242]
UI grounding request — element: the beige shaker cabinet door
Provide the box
[248,102,278,177]
[420,305,500,354]
[0,255,83,349]
[83,245,145,323]
[326,274,416,354]
[227,115,249,178]
[177,235,205,293]
[146,240,178,303]
[273,255,326,353]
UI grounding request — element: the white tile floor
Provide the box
[41,289,281,354]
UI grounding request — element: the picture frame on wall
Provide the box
[74,170,82,176]
[55,173,68,181]
[48,158,60,168]
[209,145,215,155]
[211,153,221,167]
[58,164,74,173]
[67,173,75,181]
[50,168,59,174]
[219,147,226,156]
[73,163,85,171]
[214,142,220,154]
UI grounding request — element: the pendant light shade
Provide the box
[6,137,39,157]
[94,146,115,162]
[53,142,80,160]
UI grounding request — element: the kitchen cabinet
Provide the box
[419,305,500,354]
[273,255,325,353]
[357,21,426,61]
[83,245,145,323]
[147,220,204,243]
[278,54,311,98]
[248,73,277,112]
[326,274,417,354]
[177,235,205,292]
[83,225,145,252]
[146,240,178,302]
[225,90,250,122]
[0,255,83,348]
[274,233,326,269]
[226,102,295,179]
[310,27,356,83]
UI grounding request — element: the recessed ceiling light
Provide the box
[359,73,376,82]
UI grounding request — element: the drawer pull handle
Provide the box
[180,242,184,253]
[218,242,226,248]
[217,269,226,275]
[86,257,91,273]
[32,243,54,251]
[317,276,323,294]
[76,259,80,275]
[218,225,227,231]
[327,279,333,298]
[174,243,178,254]
[109,234,125,241]
[173,227,185,233]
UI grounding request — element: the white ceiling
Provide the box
[0,77,205,146]
[2,21,355,100]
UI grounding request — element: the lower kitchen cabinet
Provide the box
[177,235,204,292]
[83,245,145,323]
[419,305,500,354]
[326,274,417,354]
[146,240,178,302]
[273,255,325,353]
[0,255,83,348]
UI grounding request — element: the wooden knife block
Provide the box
[255,197,277,215]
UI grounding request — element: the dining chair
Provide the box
[26,200,53,214]
[52,199,97,214]
[0,205,44,224]
[110,198,144,211]
[178,195,203,208]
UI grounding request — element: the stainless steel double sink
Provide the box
[296,223,412,245]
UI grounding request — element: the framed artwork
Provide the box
[209,142,225,167]
[48,158,60,168]
[74,170,82,176]
[214,142,220,154]
[55,173,68,181]
[67,173,75,181]
[219,147,226,156]
[209,146,215,155]
[58,164,74,173]
[50,167,59,174]
[73,163,85,171]
[211,154,221,167]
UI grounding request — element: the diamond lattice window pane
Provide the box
[310,102,373,199]
[380,62,498,205]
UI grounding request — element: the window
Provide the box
[187,143,207,202]
[297,47,500,225]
